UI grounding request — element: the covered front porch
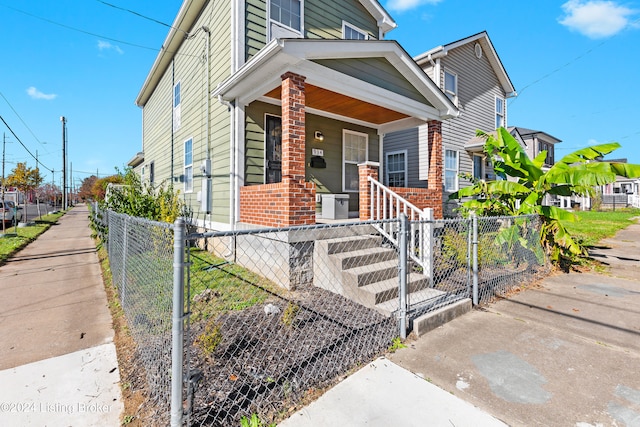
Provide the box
[213,39,457,228]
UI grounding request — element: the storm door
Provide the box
[265,114,282,184]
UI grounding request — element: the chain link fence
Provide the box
[92,206,175,425]
[90,206,549,426]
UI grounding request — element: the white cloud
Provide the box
[26,86,57,101]
[559,0,636,38]
[97,40,124,55]
[386,0,442,13]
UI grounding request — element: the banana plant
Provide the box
[450,127,640,264]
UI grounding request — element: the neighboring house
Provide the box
[383,31,516,217]
[597,159,640,209]
[130,0,458,230]
[508,126,561,169]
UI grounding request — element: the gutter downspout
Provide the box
[171,60,175,184]
[204,27,211,159]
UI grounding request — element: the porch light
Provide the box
[314,131,324,142]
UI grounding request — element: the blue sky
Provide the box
[0,0,638,188]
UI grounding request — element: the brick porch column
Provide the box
[280,71,315,225]
[358,161,379,221]
[281,72,306,183]
[427,120,443,218]
[427,120,443,190]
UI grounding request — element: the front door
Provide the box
[265,115,282,184]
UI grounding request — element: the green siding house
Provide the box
[131,0,458,230]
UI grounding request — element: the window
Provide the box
[343,21,368,40]
[495,97,505,129]
[149,161,155,186]
[473,155,484,180]
[270,0,301,32]
[386,151,407,187]
[184,138,193,192]
[444,70,457,104]
[444,149,459,192]
[173,82,181,130]
[343,130,368,192]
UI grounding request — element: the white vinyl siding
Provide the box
[343,21,368,40]
[184,138,193,193]
[343,130,368,192]
[386,150,407,187]
[445,149,459,192]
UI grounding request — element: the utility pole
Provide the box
[60,116,67,210]
[2,133,6,233]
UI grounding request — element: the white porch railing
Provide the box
[630,194,640,208]
[368,176,434,276]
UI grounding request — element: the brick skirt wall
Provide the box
[239,180,316,227]
[389,187,443,219]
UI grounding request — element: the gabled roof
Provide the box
[508,126,562,144]
[414,31,516,97]
[359,0,396,35]
[135,0,397,107]
[213,39,458,132]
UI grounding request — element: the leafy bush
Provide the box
[99,168,190,223]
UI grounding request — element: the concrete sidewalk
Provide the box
[0,205,123,426]
[282,219,640,426]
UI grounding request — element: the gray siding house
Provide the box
[131,0,458,230]
[383,31,516,216]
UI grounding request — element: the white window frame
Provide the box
[342,129,368,193]
[342,21,369,40]
[472,154,484,180]
[444,149,459,192]
[444,69,458,105]
[495,96,505,129]
[173,81,181,130]
[385,150,407,187]
[268,0,303,37]
[184,138,193,193]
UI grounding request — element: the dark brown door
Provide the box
[265,115,282,184]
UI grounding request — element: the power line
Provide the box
[0,3,210,59]
[95,0,187,35]
[0,3,159,52]
[0,115,52,172]
[0,91,49,153]
[510,16,640,106]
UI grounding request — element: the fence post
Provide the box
[171,218,186,427]
[121,217,128,304]
[399,213,408,340]
[472,213,479,305]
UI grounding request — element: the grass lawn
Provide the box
[0,211,66,265]
[562,208,640,247]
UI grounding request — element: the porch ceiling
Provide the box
[213,39,458,131]
[264,84,409,125]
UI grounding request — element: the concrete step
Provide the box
[324,235,382,255]
[331,246,397,270]
[342,259,398,288]
[354,273,429,307]
[411,298,472,337]
[375,287,447,316]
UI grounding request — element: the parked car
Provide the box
[1,201,23,226]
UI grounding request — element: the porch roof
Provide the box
[213,39,459,134]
